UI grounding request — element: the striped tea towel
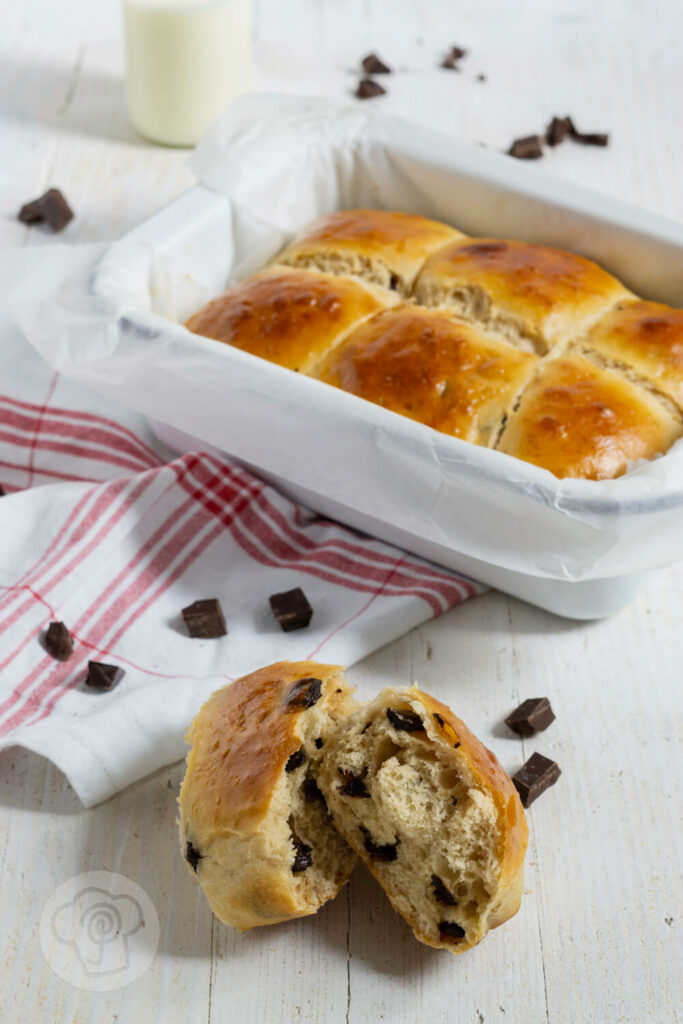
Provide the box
[0,311,483,806]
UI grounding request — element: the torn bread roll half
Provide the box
[318,685,529,953]
[178,661,358,929]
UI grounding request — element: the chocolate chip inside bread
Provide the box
[185,840,202,873]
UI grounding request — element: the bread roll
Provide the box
[414,238,632,353]
[184,266,392,373]
[496,353,683,479]
[276,208,463,296]
[314,305,538,447]
[318,685,528,954]
[178,661,358,930]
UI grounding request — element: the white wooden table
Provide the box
[1,1,681,1022]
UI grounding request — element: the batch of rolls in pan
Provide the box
[185,208,683,481]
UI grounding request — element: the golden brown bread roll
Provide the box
[184,209,683,481]
[496,353,683,480]
[317,685,528,954]
[178,661,358,930]
[314,305,538,447]
[276,208,463,296]
[577,300,683,406]
[184,266,393,373]
[414,238,632,353]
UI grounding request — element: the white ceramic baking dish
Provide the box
[14,96,683,619]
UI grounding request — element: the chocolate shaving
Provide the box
[185,840,202,873]
[181,598,227,638]
[386,707,424,732]
[355,78,386,100]
[44,621,74,662]
[361,53,391,74]
[285,748,307,773]
[269,587,313,631]
[441,45,467,70]
[505,697,555,736]
[286,676,323,711]
[359,825,399,862]
[512,752,561,808]
[507,134,544,160]
[18,188,74,232]
[338,769,370,798]
[431,875,457,906]
[85,660,124,692]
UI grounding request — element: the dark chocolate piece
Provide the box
[286,676,323,711]
[359,825,399,862]
[315,737,324,749]
[44,621,74,662]
[85,660,124,691]
[338,769,370,798]
[361,52,392,74]
[546,115,574,146]
[431,875,457,906]
[185,840,202,872]
[507,134,544,159]
[18,188,74,232]
[386,707,424,732]
[441,45,467,69]
[433,712,445,727]
[181,598,227,638]
[355,78,386,99]
[285,748,307,773]
[572,130,609,147]
[451,795,458,806]
[291,834,313,873]
[269,587,313,631]
[505,697,555,736]
[302,777,325,804]
[512,752,561,808]
[439,920,466,941]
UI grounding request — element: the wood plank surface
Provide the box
[0,1,681,1022]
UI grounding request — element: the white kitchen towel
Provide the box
[0,313,483,806]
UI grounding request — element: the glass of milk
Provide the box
[123,0,252,147]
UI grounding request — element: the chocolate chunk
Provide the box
[302,777,325,804]
[507,135,544,159]
[185,840,202,872]
[315,737,324,749]
[269,587,313,631]
[285,748,307,773]
[546,115,574,147]
[362,53,392,74]
[338,769,370,798]
[512,752,561,808]
[359,825,399,862]
[451,796,458,806]
[355,78,386,100]
[85,660,124,691]
[286,676,323,711]
[431,875,457,906]
[439,920,466,941]
[505,697,555,736]
[386,707,424,732]
[18,188,74,232]
[291,834,313,873]
[433,713,445,727]
[44,621,74,662]
[181,598,227,638]
[441,45,467,69]
[572,130,609,147]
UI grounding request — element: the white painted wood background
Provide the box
[0,1,681,1022]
